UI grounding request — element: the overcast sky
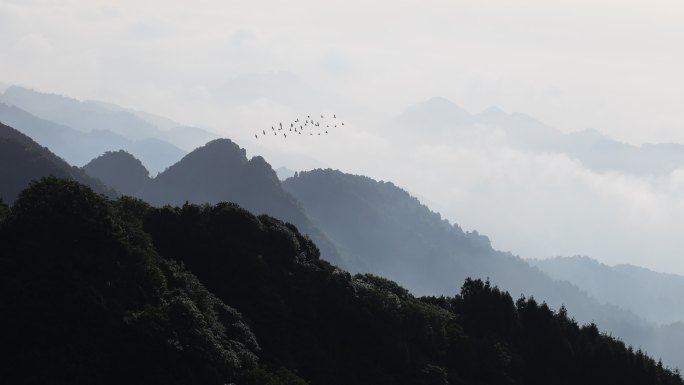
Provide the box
[2,0,684,143]
[2,0,684,274]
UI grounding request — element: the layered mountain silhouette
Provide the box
[530,256,684,365]
[394,96,560,149]
[85,99,219,151]
[282,168,684,369]
[395,97,684,175]
[0,102,185,173]
[275,165,296,181]
[5,177,680,384]
[0,121,114,202]
[1,86,162,140]
[6,84,684,373]
[0,85,220,168]
[83,150,151,196]
[101,138,342,266]
[531,256,684,325]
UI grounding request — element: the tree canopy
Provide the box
[1,177,681,385]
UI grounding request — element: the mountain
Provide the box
[83,150,151,196]
[395,97,684,175]
[275,166,296,181]
[0,86,161,139]
[0,121,114,202]
[86,99,219,151]
[0,102,185,173]
[5,178,681,384]
[552,137,684,175]
[394,97,561,149]
[142,190,684,385]
[395,96,471,131]
[0,178,259,384]
[530,256,684,325]
[0,85,218,153]
[137,138,343,266]
[281,168,684,369]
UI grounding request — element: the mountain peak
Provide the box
[396,96,471,129]
[83,150,150,196]
[417,96,469,114]
[182,138,248,165]
[0,121,115,201]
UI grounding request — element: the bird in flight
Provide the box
[256,113,344,140]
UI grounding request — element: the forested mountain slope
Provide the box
[138,139,343,266]
[0,121,114,202]
[2,178,681,384]
[282,168,684,369]
[83,150,151,196]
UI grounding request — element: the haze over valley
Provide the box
[3,1,684,383]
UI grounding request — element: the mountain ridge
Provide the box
[0,121,115,202]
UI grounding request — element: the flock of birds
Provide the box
[255,114,344,140]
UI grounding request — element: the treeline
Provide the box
[0,178,681,385]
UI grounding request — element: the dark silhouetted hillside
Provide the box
[0,122,114,202]
[83,150,151,196]
[142,196,684,385]
[0,178,259,384]
[3,178,681,384]
[281,168,684,369]
[530,256,684,367]
[138,138,343,266]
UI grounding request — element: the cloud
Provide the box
[374,136,684,275]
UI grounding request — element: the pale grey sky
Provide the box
[2,0,684,143]
[2,0,684,274]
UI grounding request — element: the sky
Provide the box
[2,0,684,273]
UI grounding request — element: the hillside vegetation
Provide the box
[1,178,680,385]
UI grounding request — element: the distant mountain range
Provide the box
[0,85,219,172]
[395,96,684,175]
[282,168,684,369]
[0,102,184,173]
[4,86,684,370]
[531,256,684,325]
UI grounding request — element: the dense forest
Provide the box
[281,169,660,344]
[1,177,681,384]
